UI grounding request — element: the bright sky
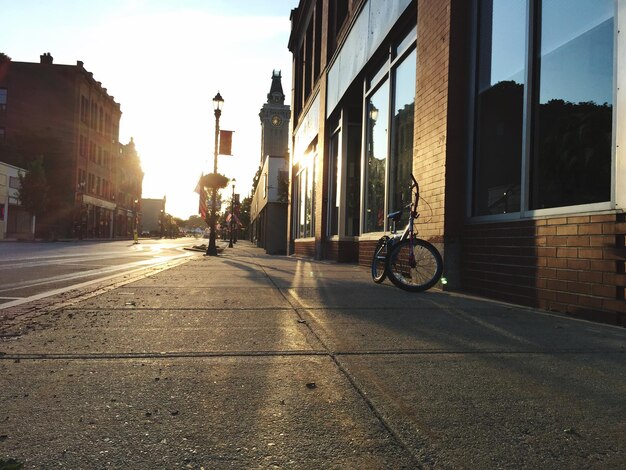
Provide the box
[0,0,299,219]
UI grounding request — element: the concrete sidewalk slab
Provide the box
[283,285,441,309]
[0,356,417,469]
[76,286,292,310]
[298,305,626,353]
[1,240,625,468]
[130,272,276,288]
[339,353,625,469]
[0,308,325,356]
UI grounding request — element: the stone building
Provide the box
[250,71,291,254]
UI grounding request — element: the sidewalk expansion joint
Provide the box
[0,350,329,361]
[3,348,621,362]
[245,259,426,468]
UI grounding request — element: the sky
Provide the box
[0,0,299,219]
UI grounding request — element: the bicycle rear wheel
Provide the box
[371,236,389,283]
[386,238,442,292]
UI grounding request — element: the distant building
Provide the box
[115,138,144,237]
[0,52,141,239]
[140,197,166,236]
[250,71,291,254]
[0,161,35,239]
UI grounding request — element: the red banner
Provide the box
[219,130,233,156]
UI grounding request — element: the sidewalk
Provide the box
[1,241,624,469]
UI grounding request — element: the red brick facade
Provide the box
[289,0,624,326]
[464,215,626,325]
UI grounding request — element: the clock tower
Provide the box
[259,70,290,163]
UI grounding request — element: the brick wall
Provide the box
[413,0,451,242]
[463,214,626,325]
[358,239,379,268]
[326,240,359,262]
[294,239,316,258]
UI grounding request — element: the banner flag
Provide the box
[219,130,234,156]
[194,174,203,194]
[196,173,208,219]
[199,189,207,219]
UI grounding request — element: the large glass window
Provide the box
[530,0,614,209]
[362,25,417,234]
[473,0,615,216]
[345,122,362,236]
[294,154,315,238]
[473,0,526,215]
[328,131,339,236]
[364,80,389,233]
[389,48,416,225]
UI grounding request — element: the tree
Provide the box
[17,156,49,218]
[238,195,252,238]
[251,165,262,193]
[183,215,206,230]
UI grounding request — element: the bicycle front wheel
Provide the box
[386,238,442,292]
[371,236,389,283]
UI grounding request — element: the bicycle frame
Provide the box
[373,173,442,290]
[387,174,420,244]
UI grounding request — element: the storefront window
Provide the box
[363,34,416,234]
[473,0,526,215]
[530,0,614,209]
[294,154,316,238]
[364,80,389,233]
[328,131,339,236]
[389,48,416,225]
[473,0,615,216]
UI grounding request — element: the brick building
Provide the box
[287,0,625,324]
[0,53,142,239]
[115,137,144,238]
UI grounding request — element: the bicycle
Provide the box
[371,175,443,292]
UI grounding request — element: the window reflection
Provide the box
[365,81,389,233]
[473,0,526,215]
[473,0,614,215]
[531,0,614,209]
[296,154,316,238]
[389,49,416,225]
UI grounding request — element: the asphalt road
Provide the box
[0,238,197,309]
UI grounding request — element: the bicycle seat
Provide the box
[387,210,402,222]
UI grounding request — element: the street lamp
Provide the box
[206,91,224,256]
[228,178,236,248]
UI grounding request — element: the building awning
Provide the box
[83,195,116,210]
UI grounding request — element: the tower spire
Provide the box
[267,70,285,104]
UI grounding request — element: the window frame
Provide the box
[468,0,619,223]
[360,26,418,235]
[293,150,316,239]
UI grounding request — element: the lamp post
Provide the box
[228,178,236,248]
[76,181,86,240]
[133,198,139,244]
[206,91,224,256]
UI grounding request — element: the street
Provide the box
[1,241,624,469]
[0,238,196,310]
